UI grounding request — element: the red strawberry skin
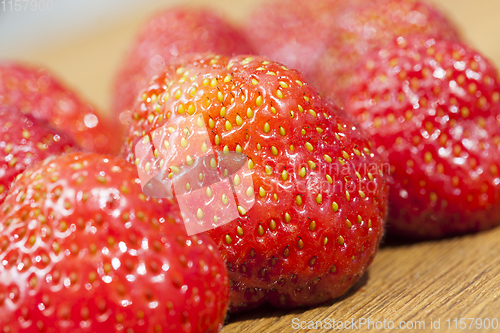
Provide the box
[245,0,460,103]
[0,63,120,154]
[0,106,78,204]
[313,0,461,103]
[122,54,389,310]
[113,7,253,124]
[343,35,500,238]
[0,152,229,332]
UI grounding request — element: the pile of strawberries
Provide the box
[0,0,499,331]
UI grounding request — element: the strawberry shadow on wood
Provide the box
[224,270,370,324]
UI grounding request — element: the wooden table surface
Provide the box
[2,0,500,332]
[222,228,500,333]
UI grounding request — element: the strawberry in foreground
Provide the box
[113,7,252,126]
[122,54,389,310]
[343,35,500,238]
[0,105,78,204]
[245,0,460,104]
[0,63,120,154]
[0,152,229,332]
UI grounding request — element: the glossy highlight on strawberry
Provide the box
[0,63,120,154]
[343,35,500,238]
[122,54,389,310]
[0,152,229,332]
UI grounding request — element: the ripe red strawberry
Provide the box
[0,106,78,204]
[113,7,253,126]
[0,152,229,332]
[122,54,389,310]
[342,35,500,238]
[0,63,121,154]
[245,0,460,103]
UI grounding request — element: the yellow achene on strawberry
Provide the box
[343,35,500,238]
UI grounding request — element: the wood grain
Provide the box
[221,227,500,332]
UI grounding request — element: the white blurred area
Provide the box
[0,0,186,116]
[0,0,256,114]
[0,0,498,115]
[0,0,167,56]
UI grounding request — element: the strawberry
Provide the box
[122,54,389,310]
[342,35,500,238]
[0,63,121,154]
[0,152,229,332]
[0,106,78,204]
[113,7,252,127]
[245,0,460,104]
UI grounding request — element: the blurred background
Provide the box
[0,0,499,117]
